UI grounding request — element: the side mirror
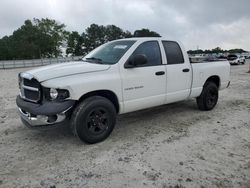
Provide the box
[124,54,147,68]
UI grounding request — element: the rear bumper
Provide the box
[16,95,76,128]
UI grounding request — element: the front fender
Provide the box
[40,65,122,102]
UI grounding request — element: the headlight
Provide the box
[50,88,58,100]
[45,88,70,101]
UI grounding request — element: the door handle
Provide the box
[155,71,165,76]
[182,68,190,72]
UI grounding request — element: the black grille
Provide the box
[23,78,40,88]
[20,77,41,103]
[24,89,40,101]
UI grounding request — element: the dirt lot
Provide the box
[0,61,249,188]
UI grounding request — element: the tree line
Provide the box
[187,47,247,55]
[0,18,161,60]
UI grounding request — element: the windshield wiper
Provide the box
[85,57,103,64]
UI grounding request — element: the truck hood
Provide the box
[25,61,110,82]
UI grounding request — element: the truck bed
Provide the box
[189,60,230,98]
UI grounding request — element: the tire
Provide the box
[196,82,218,111]
[71,96,116,144]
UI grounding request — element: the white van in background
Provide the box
[227,54,246,65]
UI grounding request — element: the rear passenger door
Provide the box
[162,41,192,103]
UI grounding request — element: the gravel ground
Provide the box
[0,61,250,188]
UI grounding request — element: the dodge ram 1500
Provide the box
[16,38,230,143]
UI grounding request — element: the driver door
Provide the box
[120,41,167,113]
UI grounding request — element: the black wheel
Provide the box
[196,82,218,111]
[71,96,116,144]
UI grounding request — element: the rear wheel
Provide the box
[71,96,116,144]
[196,82,218,111]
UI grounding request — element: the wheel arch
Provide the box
[77,90,120,113]
[204,75,220,88]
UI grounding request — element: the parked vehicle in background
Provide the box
[241,52,250,59]
[227,54,245,65]
[16,38,231,144]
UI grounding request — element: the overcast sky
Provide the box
[0,0,250,50]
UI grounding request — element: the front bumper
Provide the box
[229,61,239,65]
[16,95,76,128]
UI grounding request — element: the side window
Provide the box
[131,41,162,66]
[162,41,184,64]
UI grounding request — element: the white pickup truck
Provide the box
[16,38,230,143]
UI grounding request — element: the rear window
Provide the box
[162,41,184,64]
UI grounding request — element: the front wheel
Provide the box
[196,82,218,111]
[71,96,116,144]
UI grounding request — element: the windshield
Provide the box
[83,40,136,64]
[227,55,237,60]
